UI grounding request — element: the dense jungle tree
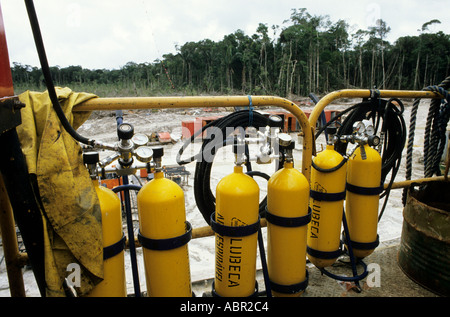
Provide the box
[11,9,449,97]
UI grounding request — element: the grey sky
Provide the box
[2,0,448,69]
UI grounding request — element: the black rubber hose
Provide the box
[332,98,406,186]
[24,0,94,146]
[177,110,274,225]
[315,97,407,222]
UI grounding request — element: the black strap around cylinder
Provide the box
[265,207,311,228]
[306,246,342,260]
[138,221,192,251]
[343,233,380,250]
[270,270,309,294]
[210,212,260,237]
[346,183,383,196]
[310,189,346,202]
[103,235,126,260]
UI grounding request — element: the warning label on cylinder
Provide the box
[215,212,244,288]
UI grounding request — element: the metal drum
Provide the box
[398,181,450,296]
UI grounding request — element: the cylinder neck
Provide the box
[284,161,294,169]
[234,165,244,174]
[154,171,164,179]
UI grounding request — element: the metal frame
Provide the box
[74,95,314,181]
[1,89,448,297]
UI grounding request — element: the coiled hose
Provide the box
[176,110,277,225]
[404,76,450,204]
[315,97,407,221]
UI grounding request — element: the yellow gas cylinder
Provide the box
[344,144,381,259]
[84,153,126,297]
[307,144,347,268]
[137,147,192,297]
[266,155,310,297]
[212,163,260,297]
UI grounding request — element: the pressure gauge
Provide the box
[268,115,283,128]
[353,121,365,134]
[278,133,292,147]
[369,135,381,147]
[132,133,149,147]
[365,125,375,136]
[135,146,153,163]
[362,120,375,136]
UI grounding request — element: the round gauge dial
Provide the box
[365,125,375,136]
[269,115,283,128]
[278,133,292,147]
[132,133,149,147]
[353,121,365,134]
[135,146,153,162]
[362,120,375,136]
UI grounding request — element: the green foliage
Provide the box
[11,9,450,97]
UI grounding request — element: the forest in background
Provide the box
[10,8,450,98]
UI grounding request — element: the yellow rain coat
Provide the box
[16,87,103,297]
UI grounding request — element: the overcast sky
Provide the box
[2,0,448,70]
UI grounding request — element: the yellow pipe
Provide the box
[0,174,26,297]
[75,95,313,181]
[385,176,449,190]
[308,89,444,132]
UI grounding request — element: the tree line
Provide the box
[11,8,450,98]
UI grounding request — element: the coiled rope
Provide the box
[403,76,450,204]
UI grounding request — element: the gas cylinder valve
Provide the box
[152,146,164,171]
[252,115,283,164]
[83,151,100,179]
[233,137,247,166]
[278,133,295,162]
[326,126,338,145]
[117,123,134,167]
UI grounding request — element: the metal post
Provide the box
[0,174,26,297]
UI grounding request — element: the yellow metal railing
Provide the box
[307,89,443,132]
[74,95,315,181]
[73,90,446,181]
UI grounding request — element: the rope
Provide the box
[425,86,450,177]
[403,77,450,204]
[405,99,419,186]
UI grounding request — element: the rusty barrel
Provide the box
[398,181,450,296]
